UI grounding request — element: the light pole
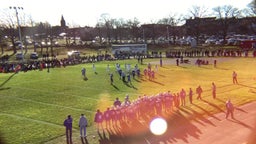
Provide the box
[143,28,145,44]
[9,6,23,61]
[166,26,170,44]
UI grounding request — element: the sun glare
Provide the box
[149,117,168,135]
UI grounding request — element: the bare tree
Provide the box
[240,1,256,34]
[188,5,209,18]
[185,6,210,44]
[158,14,183,44]
[0,9,18,53]
[246,0,256,16]
[99,13,113,44]
[212,5,241,42]
[127,18,140,43]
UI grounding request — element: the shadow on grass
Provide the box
[216,67,230,70]
[111,84,119,90]
[201,99,226,113]
[0,73,16,88]
[123,82,137,90]
[149,79,165,86]
[177,65,188,69]
[132,78,141,83]
[83,77,88,81]
[183,106,217,126]
[191,103,221,122]
[198,66,212,69]
[97,111,202,144]
[80,136,89,144]
[227,118,254,130]
[157,73,166,77]
[98,130,111,144]
[0,87,11,91]
[238,83,256,89]
[235,107,248,113]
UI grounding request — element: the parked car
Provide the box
[16,52,24,60]
[67,50,80,58]
[30,52,38,59]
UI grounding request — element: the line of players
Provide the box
[94,87,203,132]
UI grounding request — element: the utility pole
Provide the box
[10,6,24,62]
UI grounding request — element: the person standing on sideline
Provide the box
[180,88,186,106]
[212,82,216,99]
[196,85,203,100]
[233,71,238,84]
[110,73,113,85]
[226,99,234,119]
[79,114,88,137]
[176,58,179,66]
[81,67,86,78]
[189,88,193,104]
[106,64,110,73]
[114,97,121,108]
[63,115,73,144]
[92,63,96,74]
[94,109,104,131]
[214,60,217,68]
[160,58,163,67]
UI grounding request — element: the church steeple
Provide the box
[60,15,66,27]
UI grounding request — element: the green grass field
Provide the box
[0,57,256,144]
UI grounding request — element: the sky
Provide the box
[0,0,252,27]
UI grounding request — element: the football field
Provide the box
[0,57,256,144]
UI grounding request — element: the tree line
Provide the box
[0,2,256,54]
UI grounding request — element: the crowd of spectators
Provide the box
[166,49,253,58]
[0,53,113,73]
[1,48,255,73]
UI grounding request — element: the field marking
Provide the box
[0,95,95,113]
[0,112,63,128]
[10,72,143,95]
[10,85,100,101]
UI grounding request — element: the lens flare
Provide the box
[149,117,167,135]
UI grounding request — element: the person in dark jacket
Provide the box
[64,115,73,144]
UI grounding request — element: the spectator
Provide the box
[63,115,73,144]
